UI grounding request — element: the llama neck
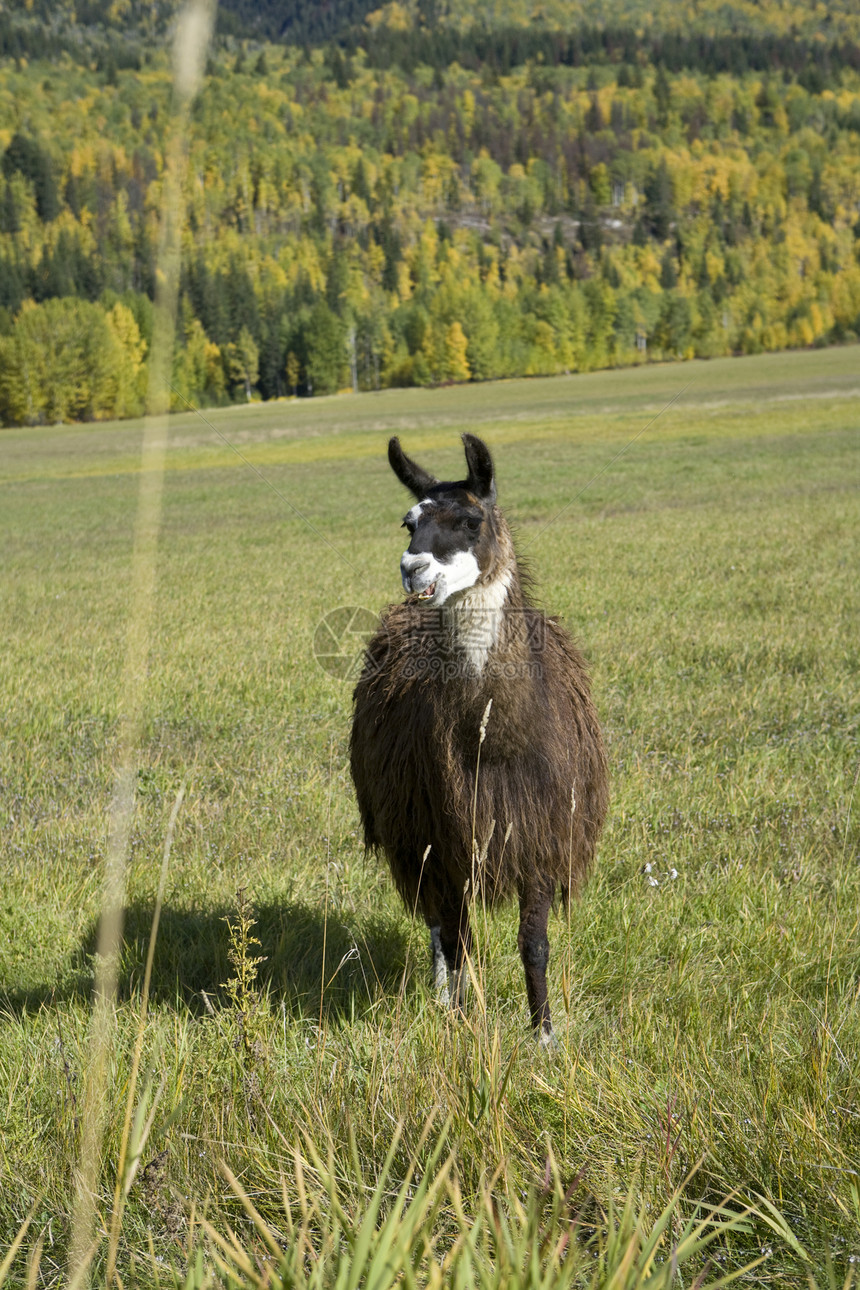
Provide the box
[443,568,514,675]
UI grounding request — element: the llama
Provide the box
[350,433,608,1043]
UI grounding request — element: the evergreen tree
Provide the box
[2,132,58,221]
[586,94,605,133]
[325,244,350,316]
[351,158,371,207]
[0,180,19,234]
[285,350,300,395]
[224,260,260,344]
[643,158,675,240]
[659,247,678,289]
[304,301,346,395]
[227,325,260,400]
[0,257,24,312]
[655,293,693,356]
[654,65,672,128]
[579,192,603,253]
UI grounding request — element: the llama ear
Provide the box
[388,437,439,499]
[462,433,496,503]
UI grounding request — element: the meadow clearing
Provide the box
[0,346,859,1285]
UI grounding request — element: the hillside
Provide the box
[0,0,859,422]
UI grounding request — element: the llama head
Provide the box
[388,434,510,607]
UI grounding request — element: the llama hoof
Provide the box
[535,1026,559,1052]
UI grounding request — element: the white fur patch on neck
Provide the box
[445,570,512,674]
[437,549,481,599]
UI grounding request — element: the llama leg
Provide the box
[518,882,555,1044]
[429,925,450,1004]
[436,900,473,1012]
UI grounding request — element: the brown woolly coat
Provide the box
[350,570,608,922]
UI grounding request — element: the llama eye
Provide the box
[464,517,482,534]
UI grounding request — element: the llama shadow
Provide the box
[1,898,414,1025]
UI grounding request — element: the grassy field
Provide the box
[1,347,859,1286]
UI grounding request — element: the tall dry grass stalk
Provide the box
[66,6,215,1285]
[104,785,186,1283]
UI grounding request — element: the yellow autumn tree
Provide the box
[443,321,470,383]
[172,318,226,410]
[0,298,138,425]
[420,318,470,384]
[104,302,147,417]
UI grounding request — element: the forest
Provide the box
[1,0,859,423]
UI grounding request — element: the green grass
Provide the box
[1,347,859,1286]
